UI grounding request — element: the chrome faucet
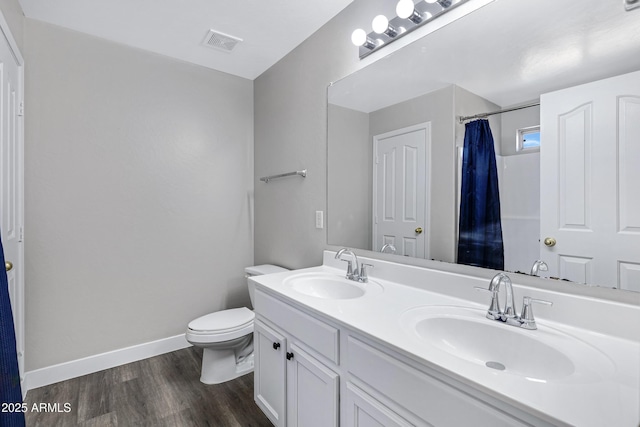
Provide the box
[335,248,358,280]
[335,249,372,283]
[483,273,518,323]
[530,260,548,276]
[380,243,396,254]
[475,273,553,330]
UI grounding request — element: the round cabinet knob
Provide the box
[286,352,294,361]
[544,237,557,247]
[5,261,13,272]
[415,227,423,234]
[272,342,280,350]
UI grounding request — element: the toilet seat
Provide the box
[187,307,255,343]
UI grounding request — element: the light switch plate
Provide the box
[315,211,324,229]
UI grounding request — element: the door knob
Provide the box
[415,227,423,234]
[544,237,556,247]
[5,261,13,272]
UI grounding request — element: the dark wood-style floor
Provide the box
[24,346,273,426]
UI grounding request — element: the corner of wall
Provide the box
[0,0,24,52]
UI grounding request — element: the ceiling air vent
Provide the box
[202,29,243,53]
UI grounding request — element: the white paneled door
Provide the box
[540,70,640,291]
[0,13,25,391]
[373,123,430,258]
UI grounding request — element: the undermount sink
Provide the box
[400,305,614,383]
[283,272,383,300]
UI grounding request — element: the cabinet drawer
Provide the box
[255,290,339,364]
[347,336,529,427]
[345,382,415,427]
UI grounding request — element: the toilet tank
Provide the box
[245,264,289,307]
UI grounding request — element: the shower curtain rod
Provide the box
[458,102,540,124]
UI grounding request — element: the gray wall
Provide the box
[255,2,363,269]
[454,86,501,153]
[24,19,254,371]
[254,0,401,268]
[327,104,370,250]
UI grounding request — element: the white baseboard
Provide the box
[24,334,191,392]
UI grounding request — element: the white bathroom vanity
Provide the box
[250,251,640,427]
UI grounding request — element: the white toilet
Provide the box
[186,264,288,385]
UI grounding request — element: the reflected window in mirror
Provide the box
[517,126,540,152]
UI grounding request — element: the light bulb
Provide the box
[351,29,367,46]
[396,0,415,19]
[372,15,389,34]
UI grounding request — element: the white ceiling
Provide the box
[18,0,354,80]
[330,0,640,112]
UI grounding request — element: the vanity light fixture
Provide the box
[397,0,425,24]
[352,0,477,59]
[372,15,401,38]
[426,0,453,7]
[351,29,379,50]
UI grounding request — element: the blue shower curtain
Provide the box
[457,119,504,270]
[0,231,25,427]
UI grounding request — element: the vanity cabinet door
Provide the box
[254,320,287,427]
[286,343,339,427]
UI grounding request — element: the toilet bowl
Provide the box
[186,264,288,384]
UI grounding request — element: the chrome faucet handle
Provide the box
[520,296,553,330]
[359,264,374,283]
[474,286,501,320]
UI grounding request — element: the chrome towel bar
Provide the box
[260,169,307,183]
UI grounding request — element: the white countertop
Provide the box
[251,251,640,427]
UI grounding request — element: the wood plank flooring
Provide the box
[24,346,273,426]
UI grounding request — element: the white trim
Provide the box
[24,334,191,391]
[0,6,25,397]
[0,7,24,66]
[372,122,431,259]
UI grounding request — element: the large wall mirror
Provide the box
[328,0,640,293]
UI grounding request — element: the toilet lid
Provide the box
[188,307,254,333]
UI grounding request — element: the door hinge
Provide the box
[18,101,24,117]
[19,226,23,242]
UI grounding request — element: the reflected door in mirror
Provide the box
[540,70,640,291]
[373,123,430,258]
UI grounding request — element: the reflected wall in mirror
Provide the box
[327,0,640,292]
